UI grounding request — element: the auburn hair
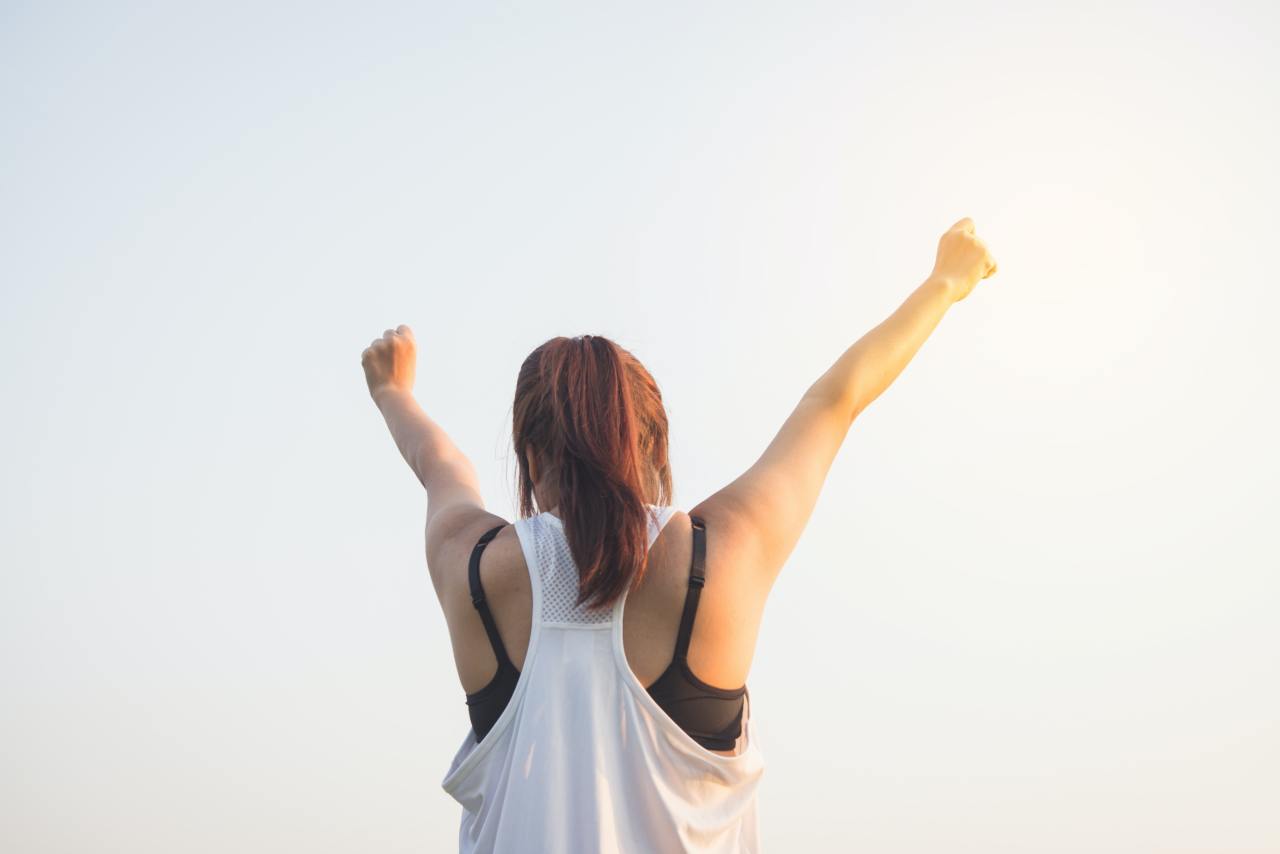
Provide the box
[512,334,674,611]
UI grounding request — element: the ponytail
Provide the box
[513,334,673,610]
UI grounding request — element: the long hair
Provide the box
[512,334,674,611]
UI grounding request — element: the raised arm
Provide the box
[362,325,486,529]
[692,217,998,590]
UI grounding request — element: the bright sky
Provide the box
[3,2,1278,851]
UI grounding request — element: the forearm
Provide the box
[373,387,470,489]
[808,275,957,421]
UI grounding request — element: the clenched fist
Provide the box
[930,217,998,302]
[362,324,417,404]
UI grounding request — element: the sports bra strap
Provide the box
[670,514,707,663]
[468,523,515,671]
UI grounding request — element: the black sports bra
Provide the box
[463,513,748,752]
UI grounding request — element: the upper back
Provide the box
[445,502,770,704]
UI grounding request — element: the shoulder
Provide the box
[686,495,771,603]
[687,495,760,559]
[424,504,517,606]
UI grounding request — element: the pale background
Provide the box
[3,2,1278,851]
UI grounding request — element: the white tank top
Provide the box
[440,504,766,852]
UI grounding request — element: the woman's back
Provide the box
[446,505,769,739]
[441,504,766,852]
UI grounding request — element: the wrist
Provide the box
[922,274,959,304]
[373,384,413,411]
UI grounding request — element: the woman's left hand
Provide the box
[362,324,417,405]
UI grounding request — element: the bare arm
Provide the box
[808,274,956,420]
[694,217,998,589]
[362,327,486,533]
[373,387,480,497]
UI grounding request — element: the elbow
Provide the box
[803,385,859,430]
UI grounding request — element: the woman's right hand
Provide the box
[930,217,998,302]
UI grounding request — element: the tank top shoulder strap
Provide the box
[647,503,679,547]
[468,523,515,670]
[670,513,706,662]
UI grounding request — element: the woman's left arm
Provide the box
[362,325,485,522]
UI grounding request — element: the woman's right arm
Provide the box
[693,217,998,590]
[809,272,957,421]
[811,216,999,420]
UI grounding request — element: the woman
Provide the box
[361,218,998,852]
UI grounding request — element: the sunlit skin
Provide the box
[362,217,997,756]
